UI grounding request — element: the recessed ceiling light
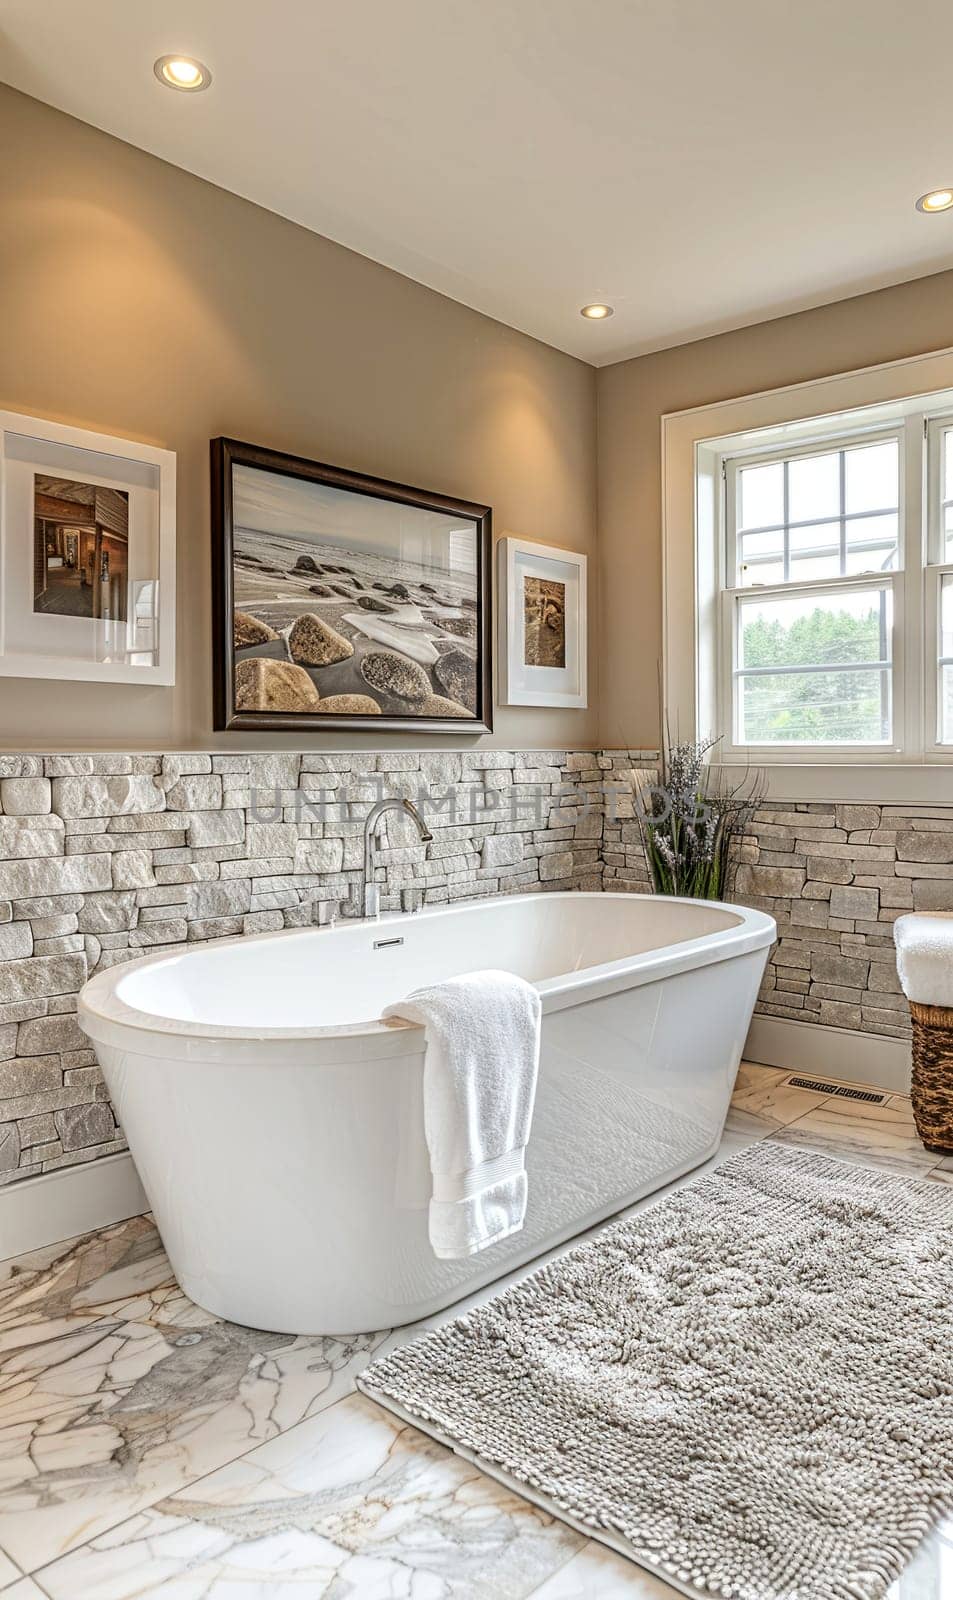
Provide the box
[154,54,212,92]
[916,188,953,214]
[580,303,614,320]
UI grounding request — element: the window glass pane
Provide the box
[944,428,953,497]
[788,452,839,524]
[741,529,784,561]
[739,560,785,587]
[737,588,891,744]
[788,553,840,582]
[789,520,840,555]
[738,462,783,530]
[739,528,783,587]
[738,589,890,670]
[788,514,840,580]
[844,440,898,514]
[941,574,953,660]
[944,503,953,563]
[738,668,891,744]
[844,512,899,573]
[941,665,953,745]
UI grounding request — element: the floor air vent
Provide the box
[785,1076,887,1105]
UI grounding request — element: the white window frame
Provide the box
[661,345,953,803]
[926,416,953,751]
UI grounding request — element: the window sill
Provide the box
[714,761,953,806]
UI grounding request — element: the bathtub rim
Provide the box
[78,891,776,1065]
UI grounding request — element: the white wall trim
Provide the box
[0,1150,146,1262]
[663,341,953,426]
[745,1014,910,1095]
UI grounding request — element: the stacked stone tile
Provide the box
[603,790,952,1042]
[3,752,941,1191]
[732,802,948,1041]
[599,751,657,895]
[0,749,611,1185]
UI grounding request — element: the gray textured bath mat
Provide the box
[358,1144,953,1600]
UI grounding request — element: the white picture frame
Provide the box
[0,410,176,685]
[498,536,588,708]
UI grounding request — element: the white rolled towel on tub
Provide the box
[384,969,542,1259]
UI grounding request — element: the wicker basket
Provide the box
[909,1001,953,1155]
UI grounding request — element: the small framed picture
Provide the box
[211,437,492,732]
[498,536,587,708]
[0,410,175,685]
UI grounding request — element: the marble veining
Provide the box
[2,1066,953,1598]
[0,1217,388,1573]
[37,1393,584,1600]
[770,1095,940,1175]
[724,1064,830,1133]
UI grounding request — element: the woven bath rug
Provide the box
[358,1143,953,1600]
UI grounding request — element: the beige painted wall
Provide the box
[597,267,953,749]
[0,86,597,751]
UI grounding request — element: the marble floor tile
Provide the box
[732,1061,788,1096]
[726,1078,831,1132]
[527,1540,680,1597]
[0,1235,84,1287]
[927,1160,953,1187]
[0,1218,389,1572]
[767,1095,941,1176]
[37,1392,584,1600]
[726,1061,836,1134]
[886,1518,953,1597]
[3,1067,951,1598]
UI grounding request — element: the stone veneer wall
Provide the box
[732,801,942,1041]
[605,791,945,1041]
[0,748,626,1186]
[1,756,938,1191]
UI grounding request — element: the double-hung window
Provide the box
[725,435,900,749]
[714,403,953,762]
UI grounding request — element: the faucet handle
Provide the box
[363,883,381,919]
[315,898,346,927]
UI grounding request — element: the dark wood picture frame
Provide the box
[211,437,493,733]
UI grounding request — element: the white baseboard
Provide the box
[744,1014,910,1095]
[0,1150,147,1263]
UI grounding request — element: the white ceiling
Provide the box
[3,0,953,366]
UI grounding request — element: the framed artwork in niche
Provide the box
[211,437,493,732]
[0,410,176,685]
[498,536,588,708]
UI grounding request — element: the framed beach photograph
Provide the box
[0,410,175,684]
[498,536,588,708]
[211,438,492,731]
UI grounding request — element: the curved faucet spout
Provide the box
[361,797,433,916]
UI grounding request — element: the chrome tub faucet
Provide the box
[360,797,433,917]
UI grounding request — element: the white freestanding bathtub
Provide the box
[79,892,775,1334]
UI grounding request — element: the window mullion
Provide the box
[838,449,847,576]
[782,458,789,583]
